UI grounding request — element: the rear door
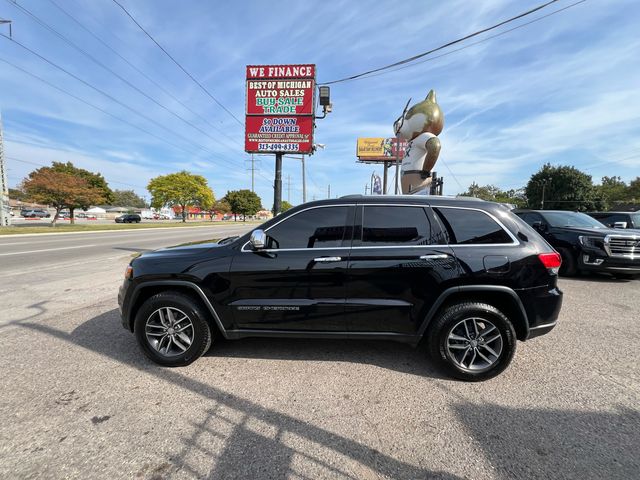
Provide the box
[346,203,458,334]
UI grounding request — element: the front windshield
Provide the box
[631,213,640,227]
[542,211,606,228]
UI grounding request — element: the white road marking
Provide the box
[0,245,97,256]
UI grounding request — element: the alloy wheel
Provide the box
[446,317,503,372]
[145,307,194,357]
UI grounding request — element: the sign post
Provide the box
[245,64,316,214]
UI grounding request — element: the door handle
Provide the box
[419,254,450,260]
[313,256,342,263]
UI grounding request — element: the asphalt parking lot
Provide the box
[0,231,638,479]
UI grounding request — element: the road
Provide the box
[0,229,638,479]
[0,224,250,273]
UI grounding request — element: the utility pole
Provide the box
[250,154,255,193]
[364,184,369,195]
[327,184,331,199]
[301,155,306,203]
[273,153,283,215]
[541,182,546,210]
[287,174,291,202]
[0,111,10,227]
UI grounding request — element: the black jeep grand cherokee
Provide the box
[119,196,563,381]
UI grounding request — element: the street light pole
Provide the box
[301,155,306,203]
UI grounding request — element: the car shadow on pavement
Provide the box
[208,337,447,380]
[18,309,463,480]
[450,399,640,480]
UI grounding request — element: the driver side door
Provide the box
[227,205,355,331]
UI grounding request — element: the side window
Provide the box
[360,206,436,246]
[434,207,513,245]
[518,212,543,227]
[266,206,351,249]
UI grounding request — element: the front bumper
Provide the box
[118,279,134,330]
[579,252,640,275]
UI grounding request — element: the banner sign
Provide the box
[245,64,316,154]
[245,116,314,153]
[356,137,408,162]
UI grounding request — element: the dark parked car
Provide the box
[20,209,51,218]
[115,214,141,223]
[514,209,640,279]
[119,196,563,381]
[587,211,640,230]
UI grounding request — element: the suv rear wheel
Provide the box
[427,302,516,381]
[134,291,213,366]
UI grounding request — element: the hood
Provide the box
[140,241,222,258]
[553,225,634,237]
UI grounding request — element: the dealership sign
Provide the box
[356,137,408,162]
[245,64,316,154]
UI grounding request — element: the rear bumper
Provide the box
[517,285,563,340]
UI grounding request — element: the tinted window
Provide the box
[541,211,606,228]
[517,212,543,226]
[360,206,437,246]
[435,207,513,245]
[266,206,350,249]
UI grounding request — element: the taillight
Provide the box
[124,265,133,280]
[538,252,562,274]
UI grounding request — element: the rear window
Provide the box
[434,207,513,245]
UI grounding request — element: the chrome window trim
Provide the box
[241,204,354,252]
[434,205,520,246]
[241,202,519,252]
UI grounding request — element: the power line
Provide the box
[6,156,147,190]
[6,0,241,153]
[0,55,202,159]
[0,34,259,177]
[46,0,244,150]
[321,0,562,85]
[110,0,244,127]
[349,0,587,82]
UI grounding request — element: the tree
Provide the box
[112,189,147,208]
[223,189,262,222]
[628,177,640,202]
[50,161,114,223]
[8,187,30,202]
[281,200,293,212]
[595,176,628,210]
[147,171,214,222]
[459,183,526,208]
[208,199,231,220]
[525,164,602,211]
[22,168,107,226]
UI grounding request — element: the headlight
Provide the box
[578,236,604,249]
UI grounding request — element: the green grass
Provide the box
[0,220,261,235]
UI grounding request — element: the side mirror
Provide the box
[249,229,267,250]
[613,221,627,229]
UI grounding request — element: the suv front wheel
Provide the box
[134,291,213,366]
[427,302,517,381]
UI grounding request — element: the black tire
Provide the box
[427,302,517,381]
[558,247,577,277]
[134,291,213,367]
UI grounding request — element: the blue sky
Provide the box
[1,0,639,207]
